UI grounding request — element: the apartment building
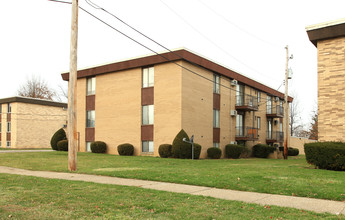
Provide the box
[306,18,345,142]
[62,49,292,158]
[0,96,67,148]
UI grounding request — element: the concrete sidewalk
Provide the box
[0,166,344,216]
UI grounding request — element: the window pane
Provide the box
[149,105,154,124]
[142,68,148,88]
[7,104,11,113]
[86,111,95,127]
[87,77,96,95]
[142,106,148,125]
[213,74,219,94]
[7,122,11,133]
[142,105,153,125]
[257,117,261,129]
[148,141,154,152]
[142,141,148,152]
[213,110,219,128]
[148,67,154,87]
[213,142,219,148]
[86,142,91,152]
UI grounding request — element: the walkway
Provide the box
[0,166,344,216]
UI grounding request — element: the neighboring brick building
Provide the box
[0,96,67,148]
[306,18,345,142]
[62,48,292,158]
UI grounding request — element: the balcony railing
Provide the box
[267,106,284,118]
[266,131,284,143]
[236,95,258,111]
[236,126,258,141]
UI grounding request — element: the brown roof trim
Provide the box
[61,49,293,102]
[0,96,67,108]
[306,22,345,47]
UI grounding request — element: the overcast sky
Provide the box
[1,0,344,128]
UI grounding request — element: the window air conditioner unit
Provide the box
[230,110,237,116]
[231,79,238,86]
[230,141,237,145]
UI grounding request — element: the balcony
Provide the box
[236,95,258,111]
[266,131,284,143]
[267,106,284,118]
[236,126,258,141]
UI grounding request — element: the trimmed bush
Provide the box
[91,141,107,153]
[159,144,172,158]
[305,142,345,171]
[57,140,68,151]
[50,128,66,151]
[288,147,299,156]
[252,144,275,158]
[172,129,191,159]
[193,143,202,159]
[225,144,244,159]
[207,147,222,159]
[117,143,134,156]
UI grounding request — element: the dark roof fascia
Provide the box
[0,97,67,108]
[307,22,345,47]
[61,49,293,102]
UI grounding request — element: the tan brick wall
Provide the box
[15,103,67,148]
[317,37,345,142]
[290,137,316,155]
[0,104,6,147]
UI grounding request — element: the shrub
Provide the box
[305,142,345,171]
[252,144,275,158]
[225,144,243,159]
[57,140,68,151]
[91,141,107,153]
[158,144,172,158]
[288,147,299,156]
[50,128,66,151]
[193,143,202,159]
[171,129,191,159]
[117,143,134,156]
[207,147,222,159]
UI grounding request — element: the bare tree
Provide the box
[309,110,318,140]
[289,92,302,137]
[17,74,57,101]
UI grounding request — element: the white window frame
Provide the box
[86,77,96,95]
[213,109,220,128]
[142,141,154,153]
[142,67,154,88]
[142,105,154,125]
[213,142,219,148]
[213,74,220,94]
[86,110,95,128]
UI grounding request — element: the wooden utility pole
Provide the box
[68,0,79,171]
[283,45,289,160]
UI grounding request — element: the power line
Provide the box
[160,0,281,84]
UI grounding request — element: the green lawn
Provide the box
[0,174,342,219]
[0,152,344,201]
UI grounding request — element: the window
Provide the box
[267,119,272,139]
[7,122,11,133]
[86,142,92,152]
[257,92,261,104]
[142,105,154,125]
[7,141,11,147]
[86,110,95,128]
[213,74,220,94]
[267,96,272,114]
[236,84,244,105]
[142,141,153,153]
[257,117,261,129]
[213,109,219,128]
[213,142,219,148]
[142,67,154,88]
[236,114,244,136]
[7,103,11,113]
[87,77,96,95]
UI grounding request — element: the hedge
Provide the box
[50,128,66,151]
[304,142,345,171]
[117,143,134,156]
[288,147,299,156]
[158,144,172,158]
[91,141,107,153]
[207,147,222,159]
[172,129,191,159]
[57,140,68,151]
[225,144,243,159]
[193,143,202,159]
[252,144,275,158]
